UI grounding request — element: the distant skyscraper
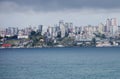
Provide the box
[38,25,43,33]
[111,18,118,34]
[118,26,120,34]
[5,27,18,36]
[47,26,52,36]
[64,23,69,34]
[69,23,73,33]
[106,19,111,33]
[111,18,117,26]
[13,27,18,35]
[75,26,79,34]
[98,23,104,33]
[59,20,65,38]
[106,18,118,35]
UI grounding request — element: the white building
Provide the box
[106,18,118,35]
[111,18,118,35]
[98,23,104,34]
[42,25,47,35]
[18,35,28,39]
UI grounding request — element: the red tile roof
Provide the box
[2,44,12,47]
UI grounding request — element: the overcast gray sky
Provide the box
[0,0,120,28]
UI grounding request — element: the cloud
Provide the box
[0,0,120,13]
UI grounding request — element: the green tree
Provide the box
[101,34,106,38]
[30,31,36,36]
[91,38,96,46]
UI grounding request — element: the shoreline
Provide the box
[0,46,120,49]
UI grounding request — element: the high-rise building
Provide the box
[106,18,118,35]
[38,25,43,33]
[0,28,5,37]
[118,26,120,34]
[5,27,18,36]
[51,27,57,38]
[13,27,18,35]
[47,26,52,37]
[106,19,111,33]
[59,20,65,38]
[75,26,79,34]
[69,23,73,33]
[64,23,69,34]
[98,23,104,34]
[111,18,118,34]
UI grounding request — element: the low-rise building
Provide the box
[2,44,12,48]
[18,35,29,39]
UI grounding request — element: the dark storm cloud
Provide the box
[0,0,120,12]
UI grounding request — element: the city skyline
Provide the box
[0,17,120,29]
[0,17,120,48]
[0,18,119,37]
[0,0,120,28]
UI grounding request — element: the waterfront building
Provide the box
[18,35,29,39]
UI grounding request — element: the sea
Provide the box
[0,47,120,79]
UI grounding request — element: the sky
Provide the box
[0,0,120,28]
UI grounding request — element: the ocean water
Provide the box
[0,47,120,79]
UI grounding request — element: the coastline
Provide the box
[0,46,120,49]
